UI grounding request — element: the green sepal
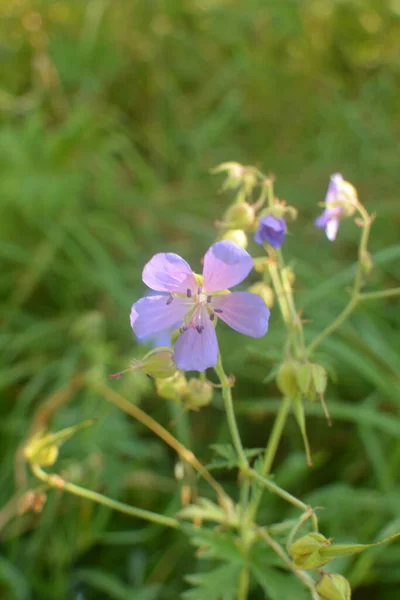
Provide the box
[291,395,312,466]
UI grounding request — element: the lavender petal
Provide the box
[325,173,343,204]
[142,252,197,294]
[202,240,253,293]
[130,295,192,340]
[173,307,218,371]
[211,291,270,337]
[326,218,339,241]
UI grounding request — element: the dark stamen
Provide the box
[197,286,202,295]
[214,308,223,314]
[166,295,173,305]
[186,288,192,298]
[179,326,188,334]
[210,313,215,321]
[196,325,204,334]
[207,295,212,303]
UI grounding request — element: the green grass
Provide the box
[1,1,400,598]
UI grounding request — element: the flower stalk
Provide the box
[31,463,179,529]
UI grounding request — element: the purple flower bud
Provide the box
[254,215,286,248]
[315,173,358,241]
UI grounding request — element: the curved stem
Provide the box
[256,526,320,600]
[31,464,179,529]
[306,296,358,355]
[360,287,400,301]
[93,381,230,507]
[307,201,373,356]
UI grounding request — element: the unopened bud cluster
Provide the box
[276,361,327,402]
[156,373,213,410]
[289,532,332,569]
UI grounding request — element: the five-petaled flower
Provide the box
[130,241,270,372]
[254,215,286,248]
[315,173,357,241]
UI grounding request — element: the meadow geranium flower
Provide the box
[254,215,286,248]
[130,241,270,372]
[315,173,357,241]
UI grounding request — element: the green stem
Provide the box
[306,295,358,355]
[262,397,291,476]
[246,468,310,514]
[286,510,316,552]
[237,566,250,600]
[265,177,275,207]
[267,259,291,325]
[352,202,372,296]
[360,288,400,301]
[307,201,373,355]
[31,464,179,529]
[215,354,251,600]
[215,354,248,470]
[256,527,320,600]
[247,397,291,522]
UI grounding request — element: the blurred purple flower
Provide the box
[315,173,357,241]
[130,241,270,372]
[254,215,286,248]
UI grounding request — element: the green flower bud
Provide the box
[110,348,177,381]
[289,533,331,570]
[253,257,269,273]
[242,171,258,195]
[312,364,328,397]
[24,421,94,468]
[223,202,255,229]
[248,282,274,309]
[284,205,298,221]
[339,181,358,217]
[221,229,248,249]
[294,362,328,403]
[211,162,244,190]
[296,362,316,401]
[24,438,59,467]
[276,361,301,398]
[156,372,188,403]
[186,378,213,408]
[139,347,177,379]
[316,574,351,600]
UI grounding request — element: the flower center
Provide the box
[198,291,208,304]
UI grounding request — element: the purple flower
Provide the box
[130,241,270,372]
[315,173,357,241]
[254,215,286,248]
[315,174,344,241]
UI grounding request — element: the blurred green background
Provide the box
[1,0,400,598]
